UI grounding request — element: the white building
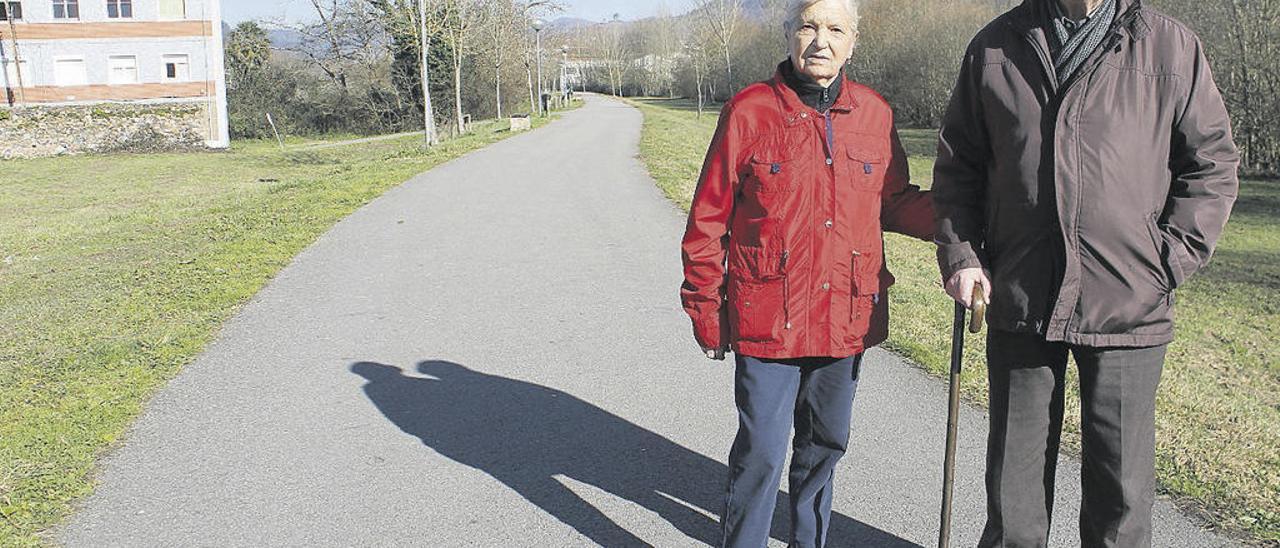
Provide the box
[0,0,228,148]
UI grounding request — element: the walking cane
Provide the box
[938,285,985,548]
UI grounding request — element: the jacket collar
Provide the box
[1009,0,1149,41]
[769,63,858,126]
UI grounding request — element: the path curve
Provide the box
[59,95,1234,547]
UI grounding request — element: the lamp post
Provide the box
[531,18,544,116]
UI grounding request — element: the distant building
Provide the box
[0,0,229,151]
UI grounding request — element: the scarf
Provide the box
[1048,0,1118,86]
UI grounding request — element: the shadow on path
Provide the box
[351,360,919,547]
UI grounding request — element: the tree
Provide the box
[1162,0,1280,173]
[483,0,518,119]
[367,0,442,141]
[851,0,996,128]
[225,22,271,87]
[433,0,478,135]
[588,19,629,96]
[696,0,743,100]
[482,1,559,120]
[680,37,717,118]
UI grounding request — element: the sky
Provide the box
[221,0,676,26]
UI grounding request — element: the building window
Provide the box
[158,0,184,19]
[0,2,23,21]
[163,54,190,81]
[106,0,131,18]
[53,0,78,19]
[108,55,138,84]
[54,58,87,87]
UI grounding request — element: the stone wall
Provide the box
[0,102,212,159]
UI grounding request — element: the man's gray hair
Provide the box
[783,0,860,34]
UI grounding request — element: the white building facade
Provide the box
[0,0,228,148]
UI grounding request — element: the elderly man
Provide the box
[933,0,1238,545]
[679,0,934,545]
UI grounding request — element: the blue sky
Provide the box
[221,0,676,26]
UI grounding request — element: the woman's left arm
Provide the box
[881,125,935,241]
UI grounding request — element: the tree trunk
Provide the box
[722,46,733,97]
[417,0,437,146]
[453,49,465,135]
[695,65,705,120]
[526,62,536,116]
[495,64,503,119]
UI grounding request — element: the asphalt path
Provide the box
[59,95,1235,547]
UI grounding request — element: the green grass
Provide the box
[0,112,563,546]
[628,97,1280,543]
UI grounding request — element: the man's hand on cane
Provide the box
[946,267,993,310]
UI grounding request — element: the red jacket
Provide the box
[680,70,934,359]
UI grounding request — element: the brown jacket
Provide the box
[933,0,1239,347]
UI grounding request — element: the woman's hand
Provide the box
[946,267,993,310]
[703,347,727,361]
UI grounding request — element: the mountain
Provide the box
[268,28,306,50]
[546,17,594,31]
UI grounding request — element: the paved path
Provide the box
[60,95,1234,547]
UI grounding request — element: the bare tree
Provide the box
[435,0,481,135]
[682,36,716,118]
[416,0,438,144]
[639,6,681,97]
[287,0,387,91]
[483,1,558,119]
[483,1,518,118]
[696,0,743,99]
[588,19,629,96]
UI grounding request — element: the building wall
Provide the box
[8,0,214,23]
[0,0,229,150]
[7,37,214,88]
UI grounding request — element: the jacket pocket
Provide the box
[728,247,790,343]
[728,278,785,343]
[747,150,799,194]
[845,145,886,191]
[847,249,885,327]
[1145,216,1173,293]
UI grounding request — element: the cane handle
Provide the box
[970,285,987,334]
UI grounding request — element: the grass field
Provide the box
[628,97,1279,543]
[0,111,567,546]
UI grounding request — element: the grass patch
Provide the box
[627,96,1280,543]
[0,115,558,546]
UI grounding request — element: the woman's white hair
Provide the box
[783,0,860,34]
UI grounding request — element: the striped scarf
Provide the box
[1048,0,1118,86]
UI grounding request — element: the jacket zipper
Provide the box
[823,112,835,165]
[849,250,861,322]
[1057,24,1131,339]
[781,250,792,330]
[1015,12,1133,339]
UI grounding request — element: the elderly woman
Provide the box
[679,0,934,545]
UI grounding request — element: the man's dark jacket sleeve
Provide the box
[1161,37,1239,287]
[932,43,993,282]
